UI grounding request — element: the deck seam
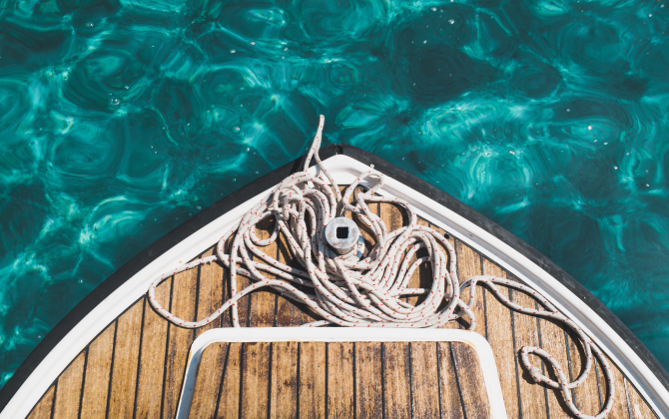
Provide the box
[436,342,444,419]
[273,237,279,328]
[479,254,489,340]
[509,286,524,419]
[295,342,301,419]
[50,379,58,419]
[380,343,386,419]
[266,342,273,419]
[564,329,576,405]
[238,260,254,418]
[624,378,633,419]
[76,347,88,419]
[595,357,603,406]
[223,243,230,327]
[454,238,462,330]
[269,241,279,419]
[408,342,415,419]
[213,343,231,417]
[158,276,174,419]
[238,342,245,419]
[433,220,454,419]
[324,342,329,419]
[536,299,551,419]
[192,251,202,339]
[103,320,118,419]
[449,342,468,419]
[130,298,147,419]
[352,342,357,419]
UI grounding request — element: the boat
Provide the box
[0,116,667,418]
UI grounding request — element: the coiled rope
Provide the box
[147,115,614,418]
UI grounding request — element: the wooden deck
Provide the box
[25,199,658,419]
[188,340,489,418]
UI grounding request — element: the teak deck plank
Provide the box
[411,342,441,418]
[511,282,549,418]
[537,313,572,419]
[194,247,224,338]
[383,342,412,418]
[408,216,430,308]
[429,221,459,332]
[188,342,227,419]
[233,267,252,329]
[600,360,631,419]
[240,341,271,417]
[221,236,235,328]
[107,300,143,419]
[627,379,658,419]
[437,342,466,418]
[162,262,199,419]
[190,341,482,418]
[482,259,521,419]
[355,342,384,419]
[456,240,485,333]
[451,341,492,418]
[358,200,379,260]
[269,341,299,418]
[22,198,662,419]
[450,240,493,418]
[379,200,414,303]
[79,323,115,419]
[247,217,278,328]
[327,342,355,418]
[276,232,313,326]
[299,342,327,418]
[239,221,276,418]
[27,385,54,419]
[133,278,172,419]
[52,352,85,419]
[567,328,605,416]
[215,342,241,419]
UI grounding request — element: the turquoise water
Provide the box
[1,0,668,388]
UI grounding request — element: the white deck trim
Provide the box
[175,328,508,419]
[3,154,667,418]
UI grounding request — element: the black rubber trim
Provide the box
[1,144,667,413]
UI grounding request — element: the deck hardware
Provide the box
[324,217,360,255]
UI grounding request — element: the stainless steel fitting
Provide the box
[324,217,361,255]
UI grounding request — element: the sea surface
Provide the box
[0,0,668,389]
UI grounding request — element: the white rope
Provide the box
[147,115,614,418]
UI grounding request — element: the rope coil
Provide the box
[147,115,614,418]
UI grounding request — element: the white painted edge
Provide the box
[4,154,668,418]
[174,328,508,419]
